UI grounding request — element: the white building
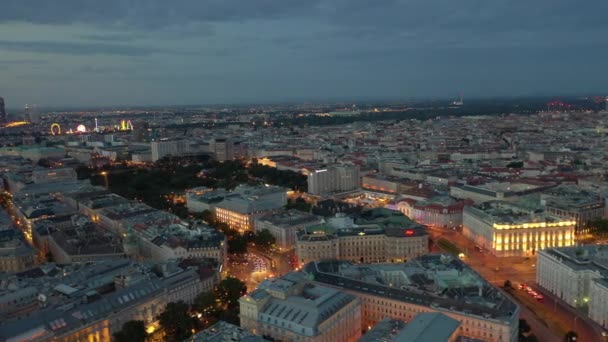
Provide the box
[255,210,322,250]
[463,201,575,257]
[307,164,359,195]
[537,245,608,309]
[151,139,190,162]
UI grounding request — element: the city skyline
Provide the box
[1,1,607,107]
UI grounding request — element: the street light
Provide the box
[99,171,109,189]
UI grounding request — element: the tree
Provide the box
[506,161,523,168]
[228,234,248,255]
[200,210,215,225]
[216,277,247,310]
[255,229,276,252]
[158,301,196,342]
[192,292,219,329]
[565,331,578,342]
[519,319,531,335]
[192,292,218,315]
[112,320,147,342]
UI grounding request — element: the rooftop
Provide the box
[303,254,518,323]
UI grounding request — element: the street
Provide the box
[429,226,606,342]
[225,247,296,293]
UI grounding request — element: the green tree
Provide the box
[192,292,219,329]
[192,292,218,315]
[200,210,216,225]
[157,301,196,342]
[112,320,147,342]
[255,229,276,252]
[216,277,247,310]
[228,234,248,255]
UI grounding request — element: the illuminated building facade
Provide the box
[213,185,287,232]
[463,201,575,257]
[296,224,428,265]
[394,197,472,229]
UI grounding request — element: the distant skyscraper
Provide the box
[24,104,31,123]
[0,97,6,125]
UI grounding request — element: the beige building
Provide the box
[296,209,428,265]
[0,229,36,273]
[304,257,520,342]
[463,201,575,257]
[240,272,361,342]
[255,210,322,250]
[296,225,428,265]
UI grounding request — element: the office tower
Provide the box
[0,97,6,125]
[24,104,32,123]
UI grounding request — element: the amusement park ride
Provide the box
[49,119,134,135]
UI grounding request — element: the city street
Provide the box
[429,226,606,341]
[225,247,296,292]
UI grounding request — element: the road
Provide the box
[429,226,606,342]
[225,247,296,293]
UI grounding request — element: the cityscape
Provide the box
[1,2,608,342]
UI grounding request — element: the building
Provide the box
[0,227,36,273]
[540,185,606,233]
[463,201,575,257]
[209,138,234,162]
[304,255,520,342]
[255,210,323,250]
[189,321,268,342]
[240,272,362,342]
[151,139,191,162]
[185,187,228,213]
[34,215,126,265]
[0,259,218,341]
[296,209,428,265]
[450,182,552,204]
[0,97,6,125]
[308,165,359,196]
[214,185,287,232]
[359,313,461,342]
[537,245,608,309]
[393,197,472,229]
[589,278,608,329]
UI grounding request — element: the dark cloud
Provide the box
[0,0,322,29]
[0,59,49,65]
[0,39,169,56]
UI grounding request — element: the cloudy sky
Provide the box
[1,1,607,107]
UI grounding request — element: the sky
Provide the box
[0,0,607,108]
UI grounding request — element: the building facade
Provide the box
[296,225,428,265]
[463,201,575,257]
[255,210,322,250]
[308,165,359,195]
[240,272,362,342]
[536,246,608,309]
[304,257,520,342]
